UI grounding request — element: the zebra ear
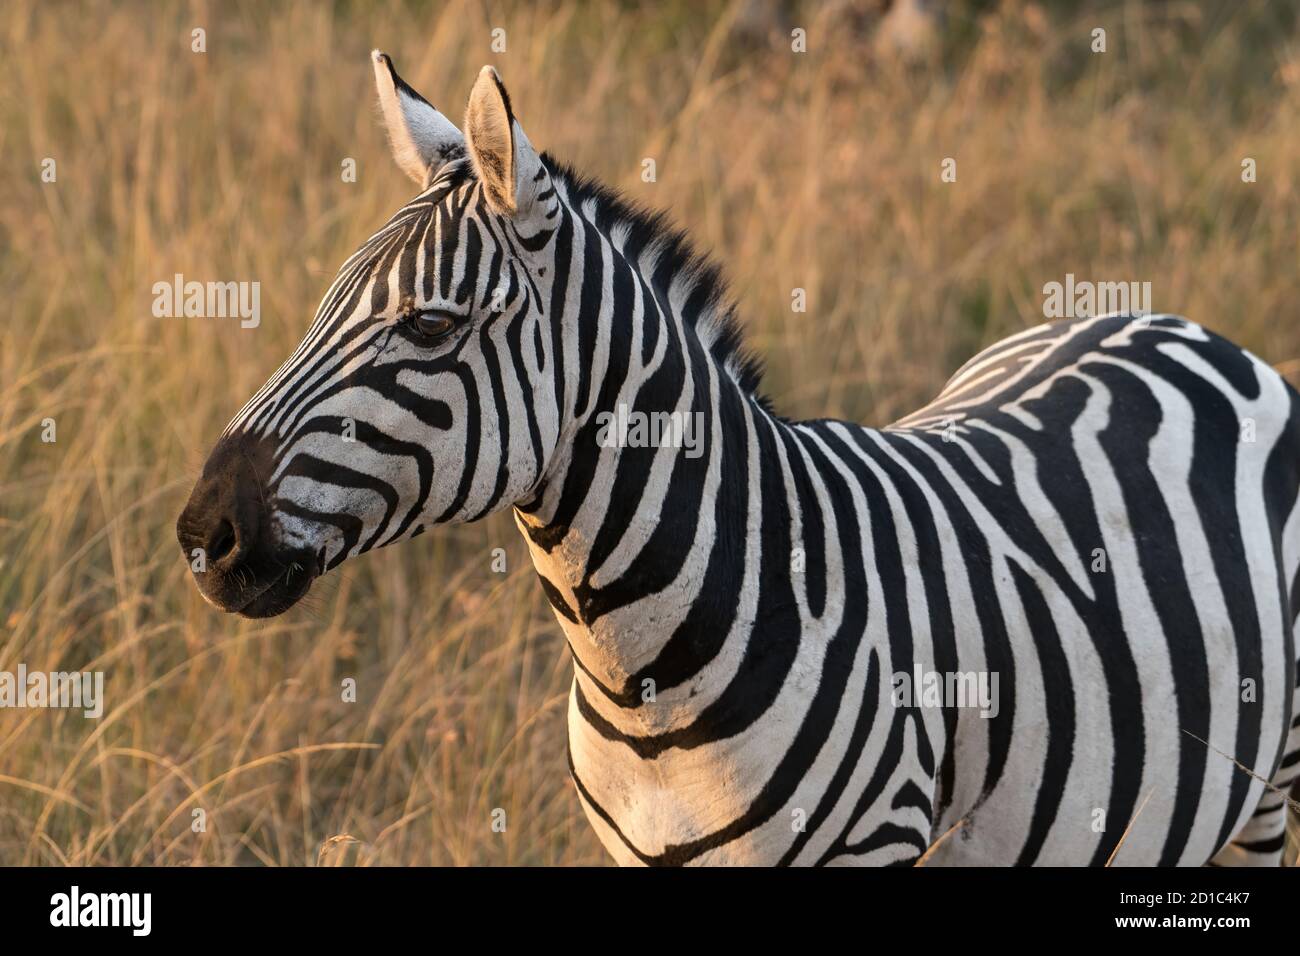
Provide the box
[464,65,547,219]
[371,50,465,187]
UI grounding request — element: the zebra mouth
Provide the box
[231,556,318,619]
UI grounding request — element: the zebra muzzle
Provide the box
[177,432,318,618]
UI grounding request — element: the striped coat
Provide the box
[178,56,1300,865]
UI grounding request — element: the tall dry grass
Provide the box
[1,0,1298,865]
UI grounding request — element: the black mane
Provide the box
[541,154,771,409]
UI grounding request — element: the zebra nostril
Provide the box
[207,519,237,563]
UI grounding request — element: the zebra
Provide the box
[177,53,1300,866]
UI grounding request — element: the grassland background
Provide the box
[1,0,1298,866]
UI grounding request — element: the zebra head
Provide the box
[177,55,561,617]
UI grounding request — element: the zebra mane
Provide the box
[539,154,773,410]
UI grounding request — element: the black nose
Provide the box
[176,433,271,573]
[179,430,318,617]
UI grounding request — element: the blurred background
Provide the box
[1,0,1298,865]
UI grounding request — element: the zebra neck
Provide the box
[517,387,799,697]
[513,175,840,698]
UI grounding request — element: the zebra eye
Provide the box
[409,310,457,341]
